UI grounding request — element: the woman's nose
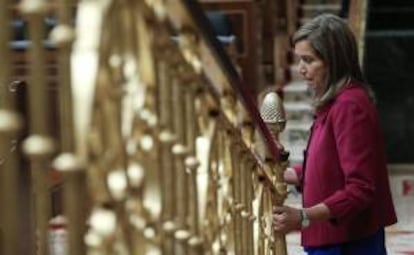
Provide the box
[298,62,306,75]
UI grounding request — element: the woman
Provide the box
[272,14,397,255]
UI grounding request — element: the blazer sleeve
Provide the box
[323,100,377,222]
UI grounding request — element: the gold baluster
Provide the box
[272,160,288,255]
[159,134,177,253]
[201,117,226,254]
[231,138,244,255]
[20,0,56,254]
[52,154,87,255]
[22,136,55,255]
[50,0,75,152]
[157,52,177,254]
[184,81,204,253]
[0,0,12,106]
[244,159,256,255]
[0,112,23,255]
[186,156,203,253]
[134,16,163,247]
[238,151,257,255]
[258,183,275,255]
[50,0,86,254]
[174,36,204,255]
[260,92,288,255]
[171,63,190,254]
[220,125,237,254]
[134,110,162,255]
[0,1,23,254]
[127,132,153,255]
[238,153,249,254]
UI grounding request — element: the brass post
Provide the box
[0,0,12,107]
[134,108,162,254]
[20,0,50,134]
[0,111,23,255]
[221,127,237,254]
[202,118,226,254]
[240,154,249,255]
[184,80,204,253]
[244,160,256,255]
[50,0,75,152]
[22,136,55,255]
[157,55,177,254]
[171,63,190,254]
[261,183,275,255]
[50,0,86,253]
[231,140,243,255]
[53,154,87,255]
[20,0,55,254]
[272,160,288,255]
[0,0,22,253]
[260,92,288,255]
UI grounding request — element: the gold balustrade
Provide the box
[0,0,292,254]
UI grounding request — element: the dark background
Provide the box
[364,0,414,163]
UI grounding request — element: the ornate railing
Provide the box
[0,0,291,254]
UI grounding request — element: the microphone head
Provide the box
[260,92,286,134]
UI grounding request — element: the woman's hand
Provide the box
[273,203,332,234]
[272,206,302,234]
[284,167,300,186]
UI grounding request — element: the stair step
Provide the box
[284,102,314,123]
[302,4,342,12]
[300,3,342,20]
[303,0,342,5]
[285,121,313,130]
[283,82,310,102]
[285,102,313,112]
[283,81,308,93]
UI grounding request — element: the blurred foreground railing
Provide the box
[0,0,290,254]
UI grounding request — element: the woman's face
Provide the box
[294,40,327,97]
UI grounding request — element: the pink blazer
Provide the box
[295,82,397,247]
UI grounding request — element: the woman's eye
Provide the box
[302,56,313,64]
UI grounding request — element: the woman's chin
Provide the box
[306,83,317,91]
[305,80,314,87]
